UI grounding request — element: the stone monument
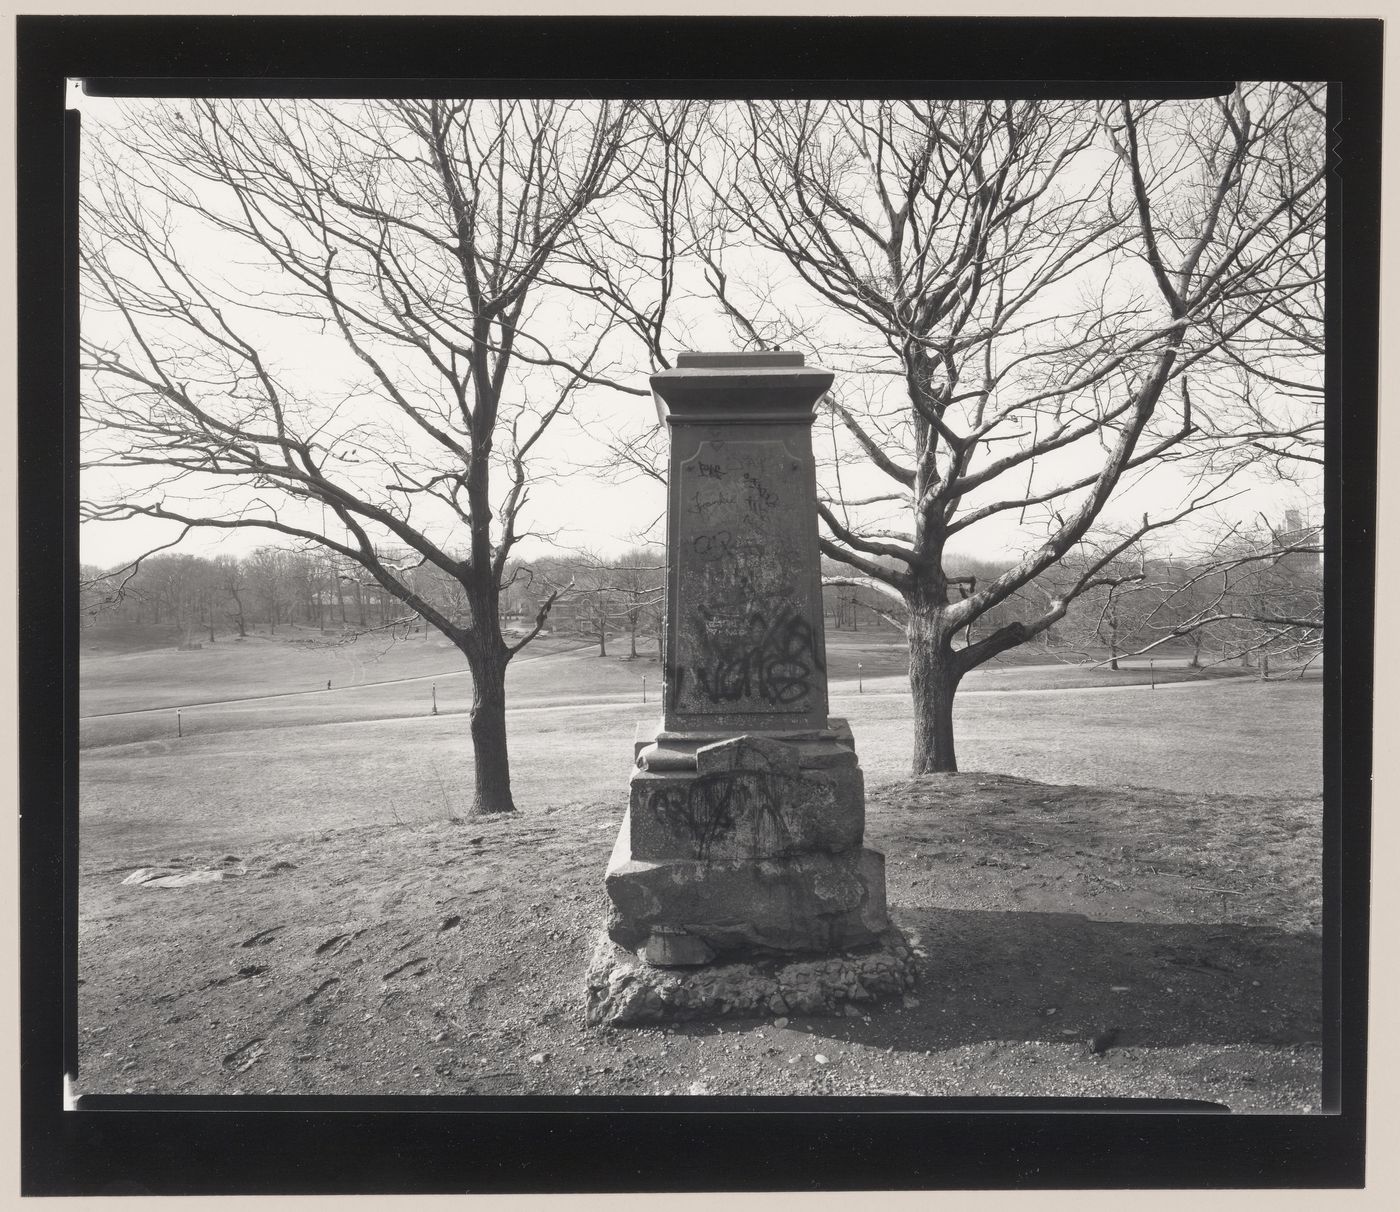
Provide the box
[585,352,914,1025]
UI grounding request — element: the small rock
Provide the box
[843,1004,861,1017]
[1090,1027,1121,1055]
[432,1031,449,1043]
[814,1054,829,1065]
[902,996,920,1009]
[773,1017,789,1028]
[145,870,225,888]
[121,867,177,885]
[529,1052,548,1065]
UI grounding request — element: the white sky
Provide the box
[74,85,1323,573]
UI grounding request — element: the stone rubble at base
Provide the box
[584,927,917,1026]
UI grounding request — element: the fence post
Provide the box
[858,662,863,694]
[431,683,438,715]
[642,676,647,704]
[177,709,182,738]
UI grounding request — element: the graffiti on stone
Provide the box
[646,770,800,861]
[690,605,822,706]
[673,437,824,717]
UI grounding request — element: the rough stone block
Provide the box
[604,810,890,958]
[627,734,864,862]
[634,718,860,771]
[636,927,716,967]
[584,925,918,1026]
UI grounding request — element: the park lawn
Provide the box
[81,622,1244,726]
[79,638,661,747]
[79,626,606,716]
[80,675,1321,868]
[79,622,1263,755]
[831,677,1321,798]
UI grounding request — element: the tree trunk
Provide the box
[468,645,517,815]
[908,610,963,774]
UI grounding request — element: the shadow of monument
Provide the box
[694,907,1321,1054]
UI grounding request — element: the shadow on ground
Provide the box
[795,908,1321,1056]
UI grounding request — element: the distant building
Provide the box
[1271,509,1322,579]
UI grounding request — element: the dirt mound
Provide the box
[76,774,1321,1108]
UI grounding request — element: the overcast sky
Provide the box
[75,86,1323,573]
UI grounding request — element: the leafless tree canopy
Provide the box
[678,89,1324,770]
[81,89,1326,787]
[81,98,663,812]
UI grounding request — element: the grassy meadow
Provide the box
[78,623,1322,870]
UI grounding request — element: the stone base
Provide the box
[607,730,889,960]
[584,926,917,1026]
[606,831,890,958]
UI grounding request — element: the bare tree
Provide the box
[573,555,618,658]
[693,89,1324,772]
[1050,542,1159,670]
[1126,516,1322,673]
[598,548,665,658]
[211,554,249,637]
[80,97,648,813]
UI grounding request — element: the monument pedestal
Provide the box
[588,353,913,1026]
[608,726,883,958]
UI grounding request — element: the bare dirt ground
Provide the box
[77,772,1321,1108]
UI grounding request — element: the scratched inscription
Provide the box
[673,439,822,717]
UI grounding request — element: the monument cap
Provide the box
[675,350,805,368]
[651,351,833,427]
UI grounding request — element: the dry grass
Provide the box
[79,626,1321,870]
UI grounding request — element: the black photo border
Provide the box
[17,14,1380,1195]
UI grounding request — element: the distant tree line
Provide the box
[821,511,1321,675]
[83,547,416,643]
[82,544,668,655]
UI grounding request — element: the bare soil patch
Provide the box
[77,772,1321,1109]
